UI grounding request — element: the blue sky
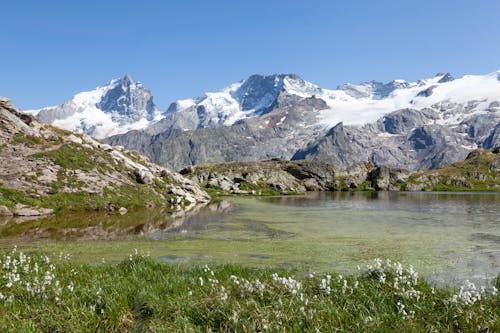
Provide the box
[2,0,500,110]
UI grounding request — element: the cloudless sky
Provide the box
[1,0,500,110]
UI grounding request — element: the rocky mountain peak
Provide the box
[98,74,160,122]
[436,72,454,83]
[232,74,300,112]
[337,79,410,99]
[121,73,133,86]
[32,75,162,139]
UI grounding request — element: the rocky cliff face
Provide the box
[0,97,209,218]
[107,96,329,169]
[294,105,499,170]
[32,75,162,139]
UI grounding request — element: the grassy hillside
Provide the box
[406,149,500,191]
[0,98,209,217]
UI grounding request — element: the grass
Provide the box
[406,149,500,192]
[33,143,98,172]
[11,133,44,147]
[0,184,180,215]
[0,248,498,332]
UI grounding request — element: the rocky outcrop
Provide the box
[369,166,412,191]
[0,206,13,216]
[13,204,54,217]
[0,97,209,219]
[401,149,500,191]
[182,149,499,194]
[181,160,339,195]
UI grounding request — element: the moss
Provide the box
[203,187,231,198]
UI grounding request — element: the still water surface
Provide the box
[1,192,499,285]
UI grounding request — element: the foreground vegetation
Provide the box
[407,149,500,192]
[0,248,498,332]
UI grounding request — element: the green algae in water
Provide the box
[1,192,498,284]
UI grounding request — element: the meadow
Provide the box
[0,247,498,332]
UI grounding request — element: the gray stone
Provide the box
[0,205,13,216]
[135,169,153,184]
[14,204,54,216]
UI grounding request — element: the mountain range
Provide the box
[28,71,500,170]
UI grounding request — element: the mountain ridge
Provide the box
[107,70,500,170]
[28,70,500,171]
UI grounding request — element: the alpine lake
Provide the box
[0,191,498,286]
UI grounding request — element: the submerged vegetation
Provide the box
[0,248,498,332]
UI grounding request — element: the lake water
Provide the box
[1,192,499,285]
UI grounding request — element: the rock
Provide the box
[14,204,53,216]
[0,205,13,216]
[219,179,233,191]
[66,134,83,145]
[232,189,249,195]
[369,166,411,191]
[416,85,437,98]
[304,178,320,191]
[118,207,128,215]
[135,169,153,184]
[406,183,425,191]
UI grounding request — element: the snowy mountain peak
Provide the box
[165,73,318,127]
[436,72,454,83]
[33,75,162,139]
[28,70,500,142]
[337,79,411,99]
[122,73,133,85]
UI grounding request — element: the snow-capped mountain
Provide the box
[108,70,500,170]
[28,70,500,170]
[155,71,500,134]
[159,74,321,131]
[30,75,162,139]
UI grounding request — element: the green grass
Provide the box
[0,248,498,332]
[407,149,500,192]
[0,183,178,215]
[0,187,41,209]
[238,181,288,195]
[33,143,97,172]
[11,133,44,146]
